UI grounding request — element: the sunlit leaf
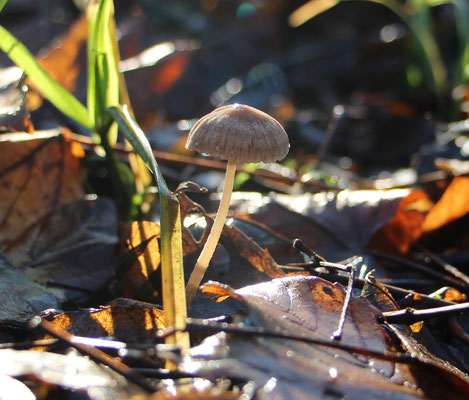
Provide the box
[422,176,469,232]
[185,276,469,399]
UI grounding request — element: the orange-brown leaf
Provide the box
[373,190,431,253]
[422,176,469,232]
[0,130,84,249]
[46,298,165,342]
[119,221,161,299]
[35,15,88,93]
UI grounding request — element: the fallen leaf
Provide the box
[0,130,84,251]
[119,221,161,300]
[370,190,430,253]
[0,349,144,399]
[422,177,469,232]
[183,276,469,399]
[178,192,284,288]
[35,14,88,93]
[183,276,425,399]
[5,197,118,305]
[151,51,191,95]
[235,189,412,261]
[45,298,166,343]
[0,252,58,323]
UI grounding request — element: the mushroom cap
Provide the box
[185,103,290,163]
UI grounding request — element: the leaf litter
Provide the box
[2,1,469,399]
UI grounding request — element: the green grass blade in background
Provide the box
[108,106,190,357]
[0,25,93,130]
[107,106,162,186]
[453,0,469,85]
[87,0,119,143]
[0,0,8,14]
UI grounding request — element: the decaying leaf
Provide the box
[0,252,58,323]
[119,221,161,300]
[0,349,144,399]
[183,276,469,399]
[35,15,88,94]
[422,176,469,233]
[220,222,285,279]
[371,190,431,253]
[6,197,118,305]
[0,130,84,250]
[234,189,414,261]
[44,297,165,343]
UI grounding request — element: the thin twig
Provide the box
[382,302,469,325]
[366,249,469,294]
[413,244,469,286]
[332,261,357,340]
[283,263,456,308]
[158,318,416,364]
[0,338,58,350]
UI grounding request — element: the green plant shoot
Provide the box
[108,105,189,355]
[87,0,120,145]
[0,27,92,130]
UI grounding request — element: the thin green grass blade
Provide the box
[87,0,119,143]
[87,3,98,131]
[108,105,189,355]
[107,106,164,190]
[0,0,8,14]
[0,25,92,130]
[453,0,469,85]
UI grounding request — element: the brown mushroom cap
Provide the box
[185,103,290,163]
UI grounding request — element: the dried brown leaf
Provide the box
[184,276,469,399]
[422,177,469,232]
[0,130,84,250]
[119,221,161,300]
[6,197,118,305]
[45,298,166,343]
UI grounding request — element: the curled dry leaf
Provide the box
[370,190,431,253]
[42,298,165,343]
[421,176,469,233]
[0,130,84,251]
[183,276,469,399]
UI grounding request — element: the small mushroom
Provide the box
[185,103,290,305]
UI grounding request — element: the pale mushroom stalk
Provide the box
[184,103,289,307]
[185,159,237,305]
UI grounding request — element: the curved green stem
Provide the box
[186,160,237,306]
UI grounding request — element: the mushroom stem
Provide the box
[186,159,237,306]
